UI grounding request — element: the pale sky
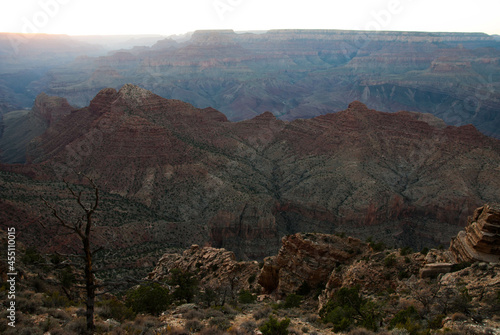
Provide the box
[0,0,499,36]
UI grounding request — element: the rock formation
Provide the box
[14,29,500,138]
[258,233,369,295]
[148,245,260,294]
[419,263,453,279]
[31,93,74,126]
[449,204,500,263]
[3,85,500,260]
[0,93,73,163]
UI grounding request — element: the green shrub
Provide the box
[17,295,44,314]
[451,286,472,313]
[282,293,303,309]
[398,270,410,280]
[420,247,429,255]
[238,290,257,304]
[259,315,290,335]
[199,288,218,307]
[389,306,421,332]
[125,282,171,315]
[167,268,198,303]
[50,253,63,265]
[320,287,380,332]
[32,277,46,293]
[366,237,386,252]
[97,297,135,321]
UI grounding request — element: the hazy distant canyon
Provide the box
[1,29,500,138]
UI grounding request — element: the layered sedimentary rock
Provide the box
[419,263,453,278]
[4,85,500,259]
[21,29,500,138]
[258,233,368,295]
[449,204,500,263]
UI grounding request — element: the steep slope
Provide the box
[9,85,500,259]
[0,93,74,163]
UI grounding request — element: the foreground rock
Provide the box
[148,245,260,294]
[449,203,500,263]
[145,224,500,334]
[258,233,368,296]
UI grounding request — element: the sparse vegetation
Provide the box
[320,286,381,332]
[282,293,303,309]
[125,282,171,315]
[259,315,291,335]
[167,268,198,303]
[97,297,135,321]
[238,289,257,304]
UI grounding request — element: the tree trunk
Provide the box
[83,236,95,334]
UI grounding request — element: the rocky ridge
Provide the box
[4,84,500,260]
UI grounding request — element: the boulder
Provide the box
[419,263,453,278]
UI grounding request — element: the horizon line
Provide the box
[0,28,499,38]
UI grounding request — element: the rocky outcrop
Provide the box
[148,245,260,293]
[419,263,453,278]
[449,204,500,263]
[258,233,368,295]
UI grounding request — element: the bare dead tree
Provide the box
[41,174,99,334]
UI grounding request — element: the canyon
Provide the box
[1,84,500,263]
[1,29,500,138]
